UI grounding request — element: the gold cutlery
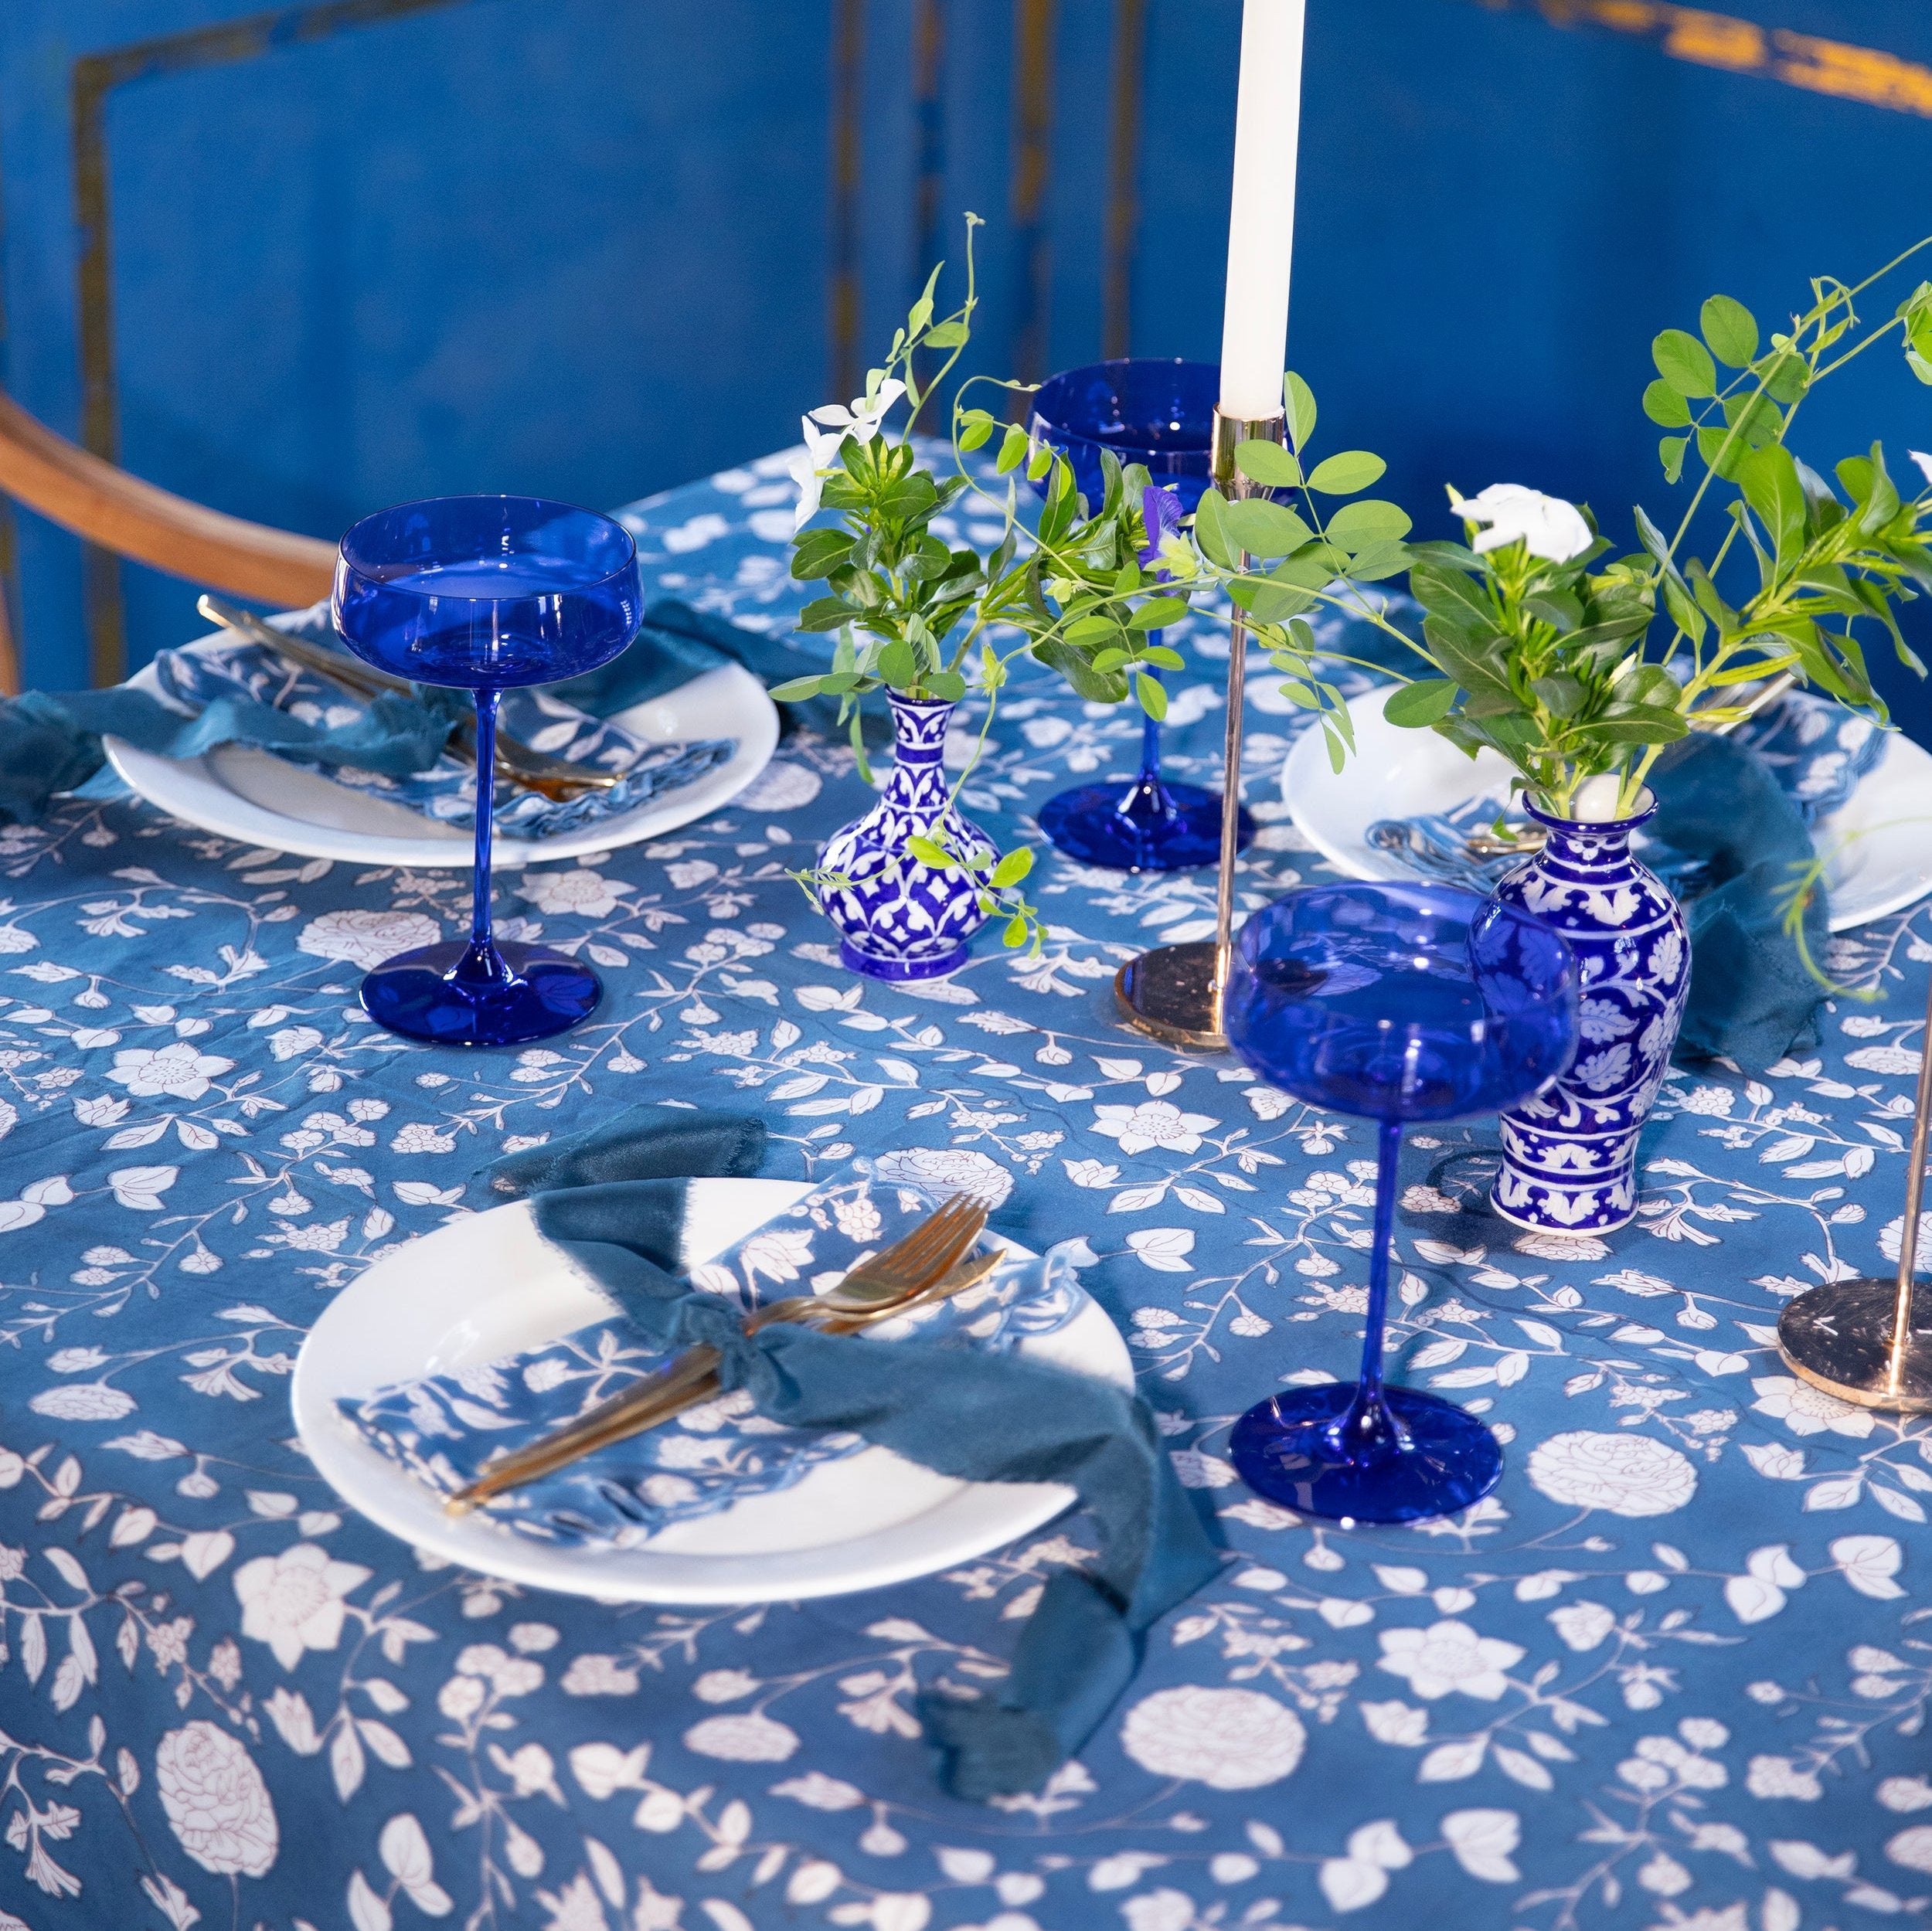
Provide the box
[196,594,625,800]
[446,1195,992,1516]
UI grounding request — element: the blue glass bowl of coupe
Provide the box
[1027,359,1254,872]
[1223,882,1580,1524]
[332,495,642,1047]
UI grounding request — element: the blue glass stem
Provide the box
[456,687,515,993]
[1112,663,1176,828]
[1329,1117,1409,1464]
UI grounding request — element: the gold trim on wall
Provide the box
[1479,0,1932,115]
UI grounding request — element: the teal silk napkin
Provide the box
[0,595,861,830]
[475,1106,1220,1803]
[1645,731,1832,1071]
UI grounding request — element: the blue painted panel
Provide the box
[2,0,1930,747]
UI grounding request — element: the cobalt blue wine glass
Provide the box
[332,496,641,1047]
[1224,882,1579,1523]
[1027,359,1253,872]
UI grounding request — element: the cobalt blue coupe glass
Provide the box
[332,496,641,1047]
[1027,359,1253,872]
[1224,882,1580,1523]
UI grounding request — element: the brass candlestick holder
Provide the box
[1777,967,1932,1409]
[1114,406,1287,1048]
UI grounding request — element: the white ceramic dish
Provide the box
[104,636,778,869]
[1281,687,1932,933]
[291,1178,1131,1603]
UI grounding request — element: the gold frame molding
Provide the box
[69,0,471,686]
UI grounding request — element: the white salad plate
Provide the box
[104,634,778,869]
[291,1178,1132,1603]
[1281,687,1932,933]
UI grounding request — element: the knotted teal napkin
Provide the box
[1646,732,1832,1071]
[475,1106,1219,1802]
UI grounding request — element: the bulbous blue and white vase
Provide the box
[1490,793,1690,1235]
[816,692,992,981]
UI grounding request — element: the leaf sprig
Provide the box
[1384,240,1932,815]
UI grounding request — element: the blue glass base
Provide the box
[838,939,969,982]
[1229,1382,1504,1525]
[1039,777,1254,873]
[359,940,602,1047]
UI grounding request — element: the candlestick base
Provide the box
[1776,1278,1932,1411]
[1114,940,1227,1049]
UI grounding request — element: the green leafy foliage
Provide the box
[1306,451,1386,495]
[1284,370,1318,451]
[1701,294,1759,367]
[1653,328,1717,399]
[1233,440,1301,489]
[1398,250,1932,816]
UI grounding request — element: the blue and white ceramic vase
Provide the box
[1489,793,1690,1235]
[816,691,992,981]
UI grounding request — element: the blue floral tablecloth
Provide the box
[3,447,1932,1931]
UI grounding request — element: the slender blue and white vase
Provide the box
[1489,793,1690,1235]
[816,691,992,981]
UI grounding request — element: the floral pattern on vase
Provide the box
[1490,793,1690,1234]
[815,691,992,980]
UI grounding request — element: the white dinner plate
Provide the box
[1281,687,1932,933]
[104,634,778,869]
[291,1179,1132,1603]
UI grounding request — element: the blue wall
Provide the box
[4,0,1930,741]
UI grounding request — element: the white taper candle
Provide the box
[1218,0,1306,422]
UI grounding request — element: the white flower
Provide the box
[682,1713,801,1762]
[1091,1100,1219,1156]
[233,1543,371,1671]
[736,759,822,811]
[809,378,906,445]
[1527,1430,1698,1516]
[787,417,850,534]
[155,1722,278,1877]
[519,869,625,919]
[438,1676,487,1721]
[457,1643,544,1695]
[770,1771,866,1811]
[1378,1620,1523,1700]
[1449,483,1594,562]
[29,1383,136,1421]
[536,1874,612,1931]
[1548,1601,1617,1651]
[1121,1892,1196,1931]
[560,1654,640,1697]
[1681,1086,1736,1117]
[105,1042,234,1100]
[392,1122,456,1154]
[869,1147,1014,1208]
[1889,1825,1932,1872]
[1118,1685,1305,1789]
[830,1194,883,1243]
[298,908,440,971]
[1747,1754,1822,1800]
[1910,449,1932,493]
[1751,1375,1873,1440]
[692,1668,759,1703]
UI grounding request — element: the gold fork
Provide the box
[445,1195,989,1515]
[196,595,625,801]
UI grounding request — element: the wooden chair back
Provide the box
[0,389,337,694]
